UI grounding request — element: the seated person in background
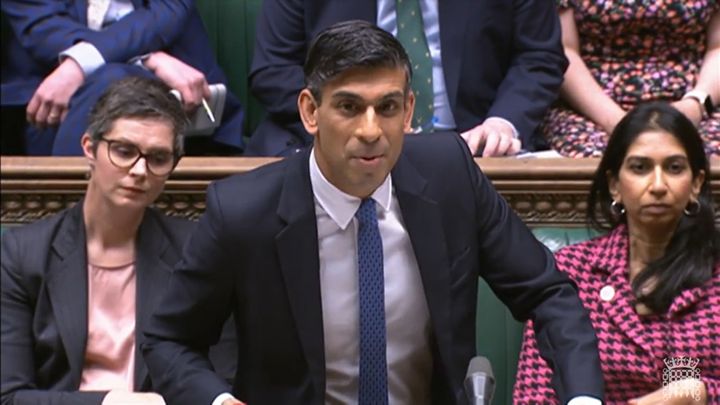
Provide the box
[514,102,720,404]
[544,0,720,157]
[246,0,568,157]
[142,20,603,405]
[1,77,236,405]
[0,0,245,156]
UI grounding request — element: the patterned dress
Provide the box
[513,225,720,404]
[545,0,720,157]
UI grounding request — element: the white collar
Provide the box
[309,148,392,230]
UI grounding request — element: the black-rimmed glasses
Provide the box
[100,138,177,176]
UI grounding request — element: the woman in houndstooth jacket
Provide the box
[513,102,720,404]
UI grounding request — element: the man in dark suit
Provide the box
[0,0,244,155]
[143,21,603,405]
[0,77,236,405]
[246,0,566,157]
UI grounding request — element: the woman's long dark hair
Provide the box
[587,102,719,314]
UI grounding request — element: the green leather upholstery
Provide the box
[196,0,265,135]
[476,227,600,404]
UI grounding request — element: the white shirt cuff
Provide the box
[59,42,105,77]
[485,116,519,139]
[211,392,236,405]
[567,396,603,405]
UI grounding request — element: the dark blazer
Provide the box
[143,133,604,404]
[246,0,567,156]
[0,0,244,150]
[0,202,235,405]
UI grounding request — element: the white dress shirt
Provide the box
[310,149,432,404]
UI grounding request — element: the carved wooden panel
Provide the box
[2,157,719,227]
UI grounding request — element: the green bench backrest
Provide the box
[196,0,265,136]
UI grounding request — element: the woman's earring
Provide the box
[610,200,625,216]
[683,200,701,216]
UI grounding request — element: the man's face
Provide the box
[299,66,414,198]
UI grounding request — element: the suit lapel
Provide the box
[133,211,173,389]
[275,151,326,398]
[438,0,469,111]
[391,154,454,379]
[47,202,89,387]
[593,227,662,357]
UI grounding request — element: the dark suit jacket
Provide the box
[143,133,604,404]
[0,201,236,405]
[0,0,244,149]
[246,0,567,156]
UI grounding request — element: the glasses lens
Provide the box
[108,141,140,168]
[146,152,175,176]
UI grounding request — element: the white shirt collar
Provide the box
[309,148,393,230]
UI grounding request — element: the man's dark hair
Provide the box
[87,76,187,158]
[587,101,719,314]
[304,20,412,103]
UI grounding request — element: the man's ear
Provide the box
[298,89,319,136]
[403,91,415,134]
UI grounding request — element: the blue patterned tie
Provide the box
[355,199,388,405]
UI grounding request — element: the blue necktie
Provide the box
[355,199,388,405]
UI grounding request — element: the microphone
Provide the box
[464,356,495,405]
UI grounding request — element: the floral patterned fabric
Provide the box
[513,225,720,404]
[545,0,720,157]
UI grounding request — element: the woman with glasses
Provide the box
[1,76,235,405]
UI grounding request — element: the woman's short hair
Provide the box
[86,76,187,159]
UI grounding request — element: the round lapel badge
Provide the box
[600,285,615,302]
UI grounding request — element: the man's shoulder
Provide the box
[401,132,471,164]
[212,154,296,191]
[398,132,476,180]
[208,152,309,214]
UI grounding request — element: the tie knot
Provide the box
[355,198,377,225]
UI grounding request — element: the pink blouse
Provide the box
[79,262,137,391]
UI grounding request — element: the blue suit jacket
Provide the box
[247,0,568,156]
[143,133,604,404]
[0,0,244,149]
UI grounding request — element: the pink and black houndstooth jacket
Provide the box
[513,225,720,404]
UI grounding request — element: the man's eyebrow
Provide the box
[329,90,405,101]
[378,91,405,101]
[330,91,363,101]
